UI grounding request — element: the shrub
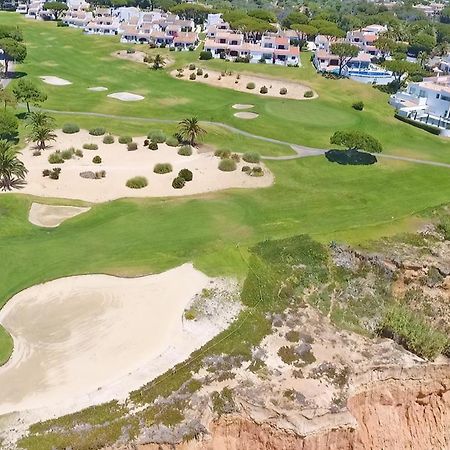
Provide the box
[394,113,441,135]
[147,129,166,143]
[62,123,80,134]
[214,149,231,159]
[80,171,96,179]
[242,165,251,173]
[149,142,158,150]
[48,152,64,164]
[231,153,240,162]
[218,159,237,172]
[49,168,61,179]
[97,170,106,178]
[352,101,364,111]
[74,149,83,157]
[169,47,175,52]
[178,145,192,156]
[251,166,263,176]
[204,73,209,78]
[144,139,149,146]
[166,136,179,147]
[61,148,74,160]
[126,176,148,189]
[83,143,98,150]
[126,48,135,54]
[178,168,193,181]
[89,127,106,136]
[304,90,314,98]
[260,85,268,94]
[33,150,41,156]
[190,72,197,80]
[246,82,255,90]
[199,50,212,60]
[172,176,185,189]
[196,68,203,76]
[42,169,50,177]
[280,87,288,95]
[92,155,102,164]
[127,142,138,151]
[242,152,260,163]
[154,163,172,174]
[103,134,115,144]
[119,136,132,144]
[189,63,196,70]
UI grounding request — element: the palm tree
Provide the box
[152,54,165,70]
[178,117,206,146]
[27,125,56,150]
[0,140,27,191]
[417,51,428,69]
[25,111,55,129]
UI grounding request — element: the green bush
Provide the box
[92,155,102,164]
[48,152,64,164]
[103,135,115,144]
[242,165,251,173]
[280,87,287,95]
[189,72,197,80]
[61,148,74,160]
[166,136,179,147]
[172,176,185,189]
[199,51,212,60]
[62,123,80,134]
[83,143,98,150]
[42,169,50,177]
[352,101,364,111]
[394,113,441,135]
[260,86,268,94]
[147,130,166,143]
[126,176,148,189]
[178,168,193,181]
[196,68,203,76]
[204,73,209,78]
[189,63,196,70]
[74,149,83,157]
[246,82,255,90]
[127,142,138,151]
[49,168,61,179]
[218,159,237,172]
[243,152,260,163]
[154,163,173,174]
[231,153,240,162]
[304,90,314,98]
[119,136,132,144]
[149,142,158,150]
[89,127,106,136]
[251,166,264,176]
[178,145,192,156]
[214,149,231,159]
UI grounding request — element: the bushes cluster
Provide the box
[61,148,74,160]
[154,163,172,174]
[250,166,263,176]
[80,170,106,179]
[246,82,255,90]
[42,167,61,179]
[89,127,106,136]
[147,130,166,143]
[119,136,132,144]
[178,145,192,156]
[214,149,231,159]
[83,143,98,150]
[166,136,179,147]
[242,152,260,163]
[126,176,148,189]
[92,155,102,164]
[48,152,64,164]
[218,159,237,172]
[62,123,80,134]
[127,142,138,151]
[352,101,364,111]
[178,168,193,181]
[280,87,287,95]
[172,176,185,189]
[103,134,115,144]
[260,86,268,94]
[304,90,314,98]
[199,51,212,60]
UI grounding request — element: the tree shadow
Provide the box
[325,149,377,166]
[8,71,28,80]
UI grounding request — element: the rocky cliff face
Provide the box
[135,365,450,450]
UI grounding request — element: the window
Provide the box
[419,90,427,98]
[436,94,440,99]
[441,95,450,102]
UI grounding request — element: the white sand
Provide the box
[232,104,254,110]
[172,68,318,100]
[9,130,273,202]
[0,264,236,423]
[28,203,91,227]
[87,86,108,92]
[234,112,259,119]
[39,76,72,86]
[107,92,144,101]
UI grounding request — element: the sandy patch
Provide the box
[107,92,144,101]
[7,130,273,202]
[234,112,259,119]
[232,104,254,110]
[172,68,317,100]
[87,86,108,92]
[28,203,91,228]
[0,264,239,424]
[39,76,72,86]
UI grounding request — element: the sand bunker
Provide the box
[28,203,91,228]
[87,86,108,92]
[172,68,317,100]
[234,112,259,119]
[39,76,72,86]
[114,50,174,67]
[0,264,238,420]
[107,92,144,101]
[232,104,254,110]
[9,130,272,202]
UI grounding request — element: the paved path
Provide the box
[40,108,450,169]
[0,62,14,89]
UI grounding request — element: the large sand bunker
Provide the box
[39,76,72,86]
[28,203,91,227]
[0,264,238,419]
[107,92,144,101]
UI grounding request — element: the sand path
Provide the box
[28,203,91,227]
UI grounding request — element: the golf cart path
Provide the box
[40,109,450,169]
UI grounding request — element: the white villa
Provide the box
[346,24,387,57]
[390,75,450,135]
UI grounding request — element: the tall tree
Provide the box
[0,139,27,191]
[381,60,423,84]
[0,38,27,75]
[178,117,206,146]
[0,88,16,110]
[330,131,382,153]
[0,25,23,41]
[330,43,359,76]
[13,79,47,113]
[43,1,69,20]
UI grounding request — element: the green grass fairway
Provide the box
[1,12,450,164]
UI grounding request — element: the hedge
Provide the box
[394,113,441,135]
